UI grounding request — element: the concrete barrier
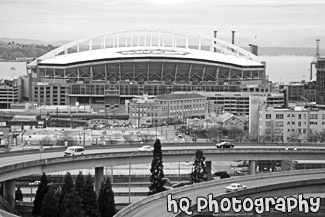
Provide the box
[0,210,19,217]
[114,168,325,217]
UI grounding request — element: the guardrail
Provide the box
[114,168,325,217]
[2,141,325,158]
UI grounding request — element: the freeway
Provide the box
[116,170,325,217]
[1,144,325,168]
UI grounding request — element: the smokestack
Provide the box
[231,31,235,52]
[213,31,217,52]
[249,44,258,56]
[231,31,235,45]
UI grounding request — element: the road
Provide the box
[119,172,325,217]
[1,145,325,168]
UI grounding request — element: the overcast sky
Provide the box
[0,0,324,45]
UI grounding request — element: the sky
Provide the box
[0,0,325,45]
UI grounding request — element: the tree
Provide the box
[15,186,23,201]
[190,150,208,183]
[98,177,116,217]
[83,175,99,217]
[32,173,49,216]
[75,171,85,199]
[41,186,58,217]
[148,139,165,195]
[56,132,77,146]
[61,192,84,217]
[58,172,74,217]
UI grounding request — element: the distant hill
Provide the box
[48,40,71,46]
[0,37,46,45]
[279,36,325,48]
[258,47,325,56]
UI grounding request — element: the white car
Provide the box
[29,181,41,186]
[138,145,154,152]
[64,146,85,156]
[225,183,247,192]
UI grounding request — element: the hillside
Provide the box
[0,41,57,61]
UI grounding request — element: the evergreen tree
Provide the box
[32,173,49,216]
[148,139,165,195]
[75,171,85,199]
[58,172,74,217]
[98,177,116,217]
[190,150,208,183]
[83,174,99,217]
[15,186,23,201]
[41,186,58,217]
[61,192,84,217]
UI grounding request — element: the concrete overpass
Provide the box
[115,169,325,217]
[1,145,325,204]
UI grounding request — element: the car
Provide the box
[64,146,85,156]
[137,145,154,152]
[216,142,234,149]
[29,181,41,186]
[225,183,247,192]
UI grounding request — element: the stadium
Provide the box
[26,29,267,109]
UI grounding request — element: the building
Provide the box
[209,112,245,130]
[174,91,284,116]
[128,93,206,126]
[0,79,21,109]
[25,30,267,110]
[316,58,325,105]
[258,105,325,143]
[279,82,305,102]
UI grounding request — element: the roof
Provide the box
[212,112,244,123]
[28,30,263,68]
[155,93,205,101]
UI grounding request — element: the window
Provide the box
[275,121,283,127]
[298,114,302,119]
[303,129,307,134]
[310,114,318,119]
[266,114,271,119]
[298,122,301,127]
[310,121,318,125]
[303,114,307,119]
[323,114,325,119]
[298,129,302,133]
[276,114,284,119]
[266,121,272,127]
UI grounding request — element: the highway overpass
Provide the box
[115,169,325,217]
[1,144,325,213]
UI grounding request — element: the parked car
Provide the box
[225,183,247,192]
[29,181,41,186]
[138,145,154,152]
[216,142,234,149]
[64,146,85,156]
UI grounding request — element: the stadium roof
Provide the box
[28,29,263,68]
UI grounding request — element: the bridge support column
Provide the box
[206,161,213,180]
[249,161,256,175]
[95,167,104,196]
[2,180,15,207]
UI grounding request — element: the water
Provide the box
[0,56,315,82]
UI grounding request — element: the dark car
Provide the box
[216,142,234,149]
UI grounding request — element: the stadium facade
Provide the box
[25,30,269,109]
